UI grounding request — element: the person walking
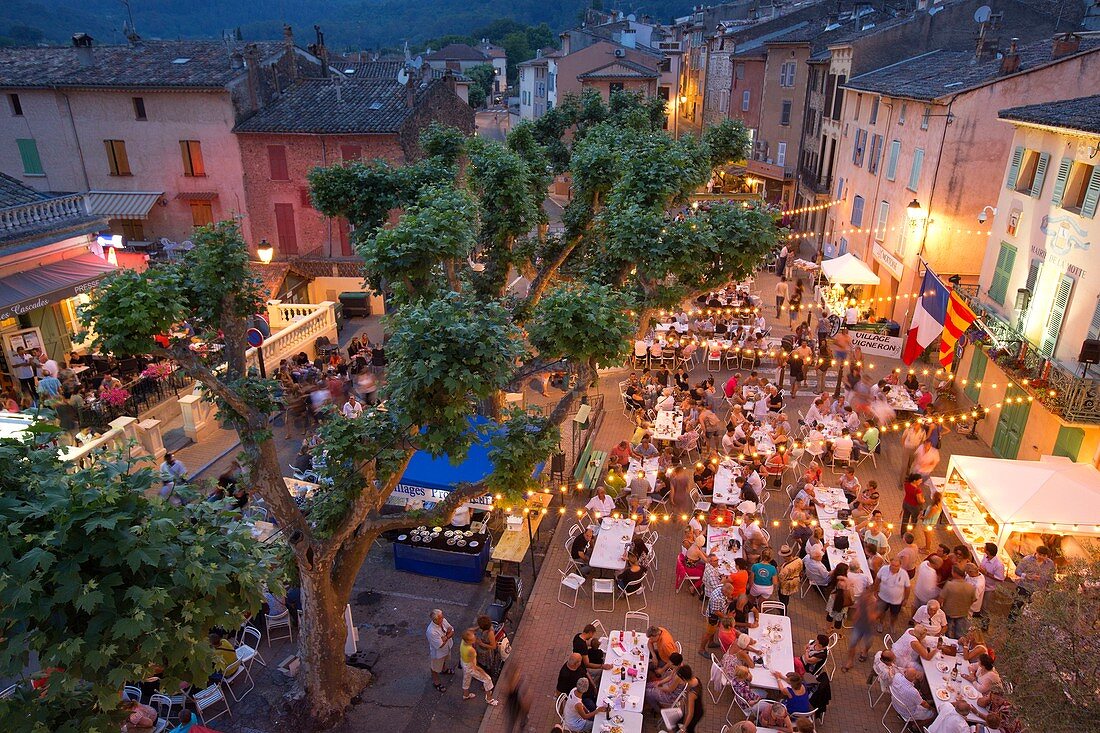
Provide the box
[776,243,789,279]
[427,609,455,692]
[900,473,924,530]
[459,629,499,705]
[499,664,531,733]
[775,276,789,318]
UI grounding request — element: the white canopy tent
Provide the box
[946,454,1100,543]
[820,253,880,286]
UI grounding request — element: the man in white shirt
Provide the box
[426,609,455,688]
[978,542,1005,618]
[721,426,739,455]
[752,394,769,421]
[804,547,831,586]
[804,398,825,427]
[912,600,947,636]
[927,698,974,733]
[876,557,911,632]
[744,468,764,496]
[890,668,935,722]
[585,486,617,519]
[845,304,859,326]
[160,453,188,484]
[964,563,986,615]
[342,395,363,419]
[831,430,855,461]
[847,562,870,599]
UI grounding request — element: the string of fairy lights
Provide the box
[784,224,993,242]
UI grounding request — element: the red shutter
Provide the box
[299,187,312,208]
[340,145,362,162]
[337,218,352,256]
[267,145,288,180]
[273,203,298,255]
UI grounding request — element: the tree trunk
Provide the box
[295,564,370,727]
[634,307,655,341]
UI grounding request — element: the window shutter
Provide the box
[16,138,43,175]
[1052,426,1085,461]
[1029,153,1049,197]
[299,187,313,208]
[1025,259,1042,293]
[1039,274,1073,358]
[267,145,289,180]
[1050,157,1073,206]
[1005,145,1024,189]
[885,140,900,181]
[989,242,1016,305]
[1081,165,1100,218]
[908,148,924,190]
[1088,298,1100,341]
[273,203,298,254]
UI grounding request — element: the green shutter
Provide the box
[1081,165,1100,219]
[908,148,924,191]
[1052,426,1085,461]
[988,242,1017,305]
[992,399,1031,459]
[964,347,987,402]
[1039,274,1074,358]
[1029,153,1050,197]
[16,139,42,175]
[1025,260,1042,293]
[1005,145,1024,189]
[1088,298,1100,341]
[1050,157,1073,206]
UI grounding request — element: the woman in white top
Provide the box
[891,625,934,670]
[563,679,607,732]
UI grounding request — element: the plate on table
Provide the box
[963,685,979,700]
[397,534,408,541]
[464,530,474,537]
[446,538,456,546]
[458,540,467,547]
[935,688,952,702]
[417,525,427,531]
[444,530,454,537]
[410,535,420,542]
[433,526,443,533]
[469,541,479,548]
[936,661,951,673]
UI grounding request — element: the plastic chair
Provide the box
[621,578,648,611]
[122,685,142,702]
[149,693,185,723]
[868,652,891,707]
[220,658,254,702]
[559,569,586,608]
[660,689,686,730]
[825,632,840,678]
[708,653,728,704]
[192,683,232,724]
[236,625,268,667]
[265,610,293,646]
[760,600,786,616]
[592,578,615,612]
[623,610,650,632]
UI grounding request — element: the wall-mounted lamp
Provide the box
[906,199,927,221]
[256,239,274,264]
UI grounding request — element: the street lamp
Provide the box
[256,239,274,264]
[906,199,927,222]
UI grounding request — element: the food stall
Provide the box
[938,454,1100,571]
[817,253,880,336]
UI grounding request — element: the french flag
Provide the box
[902,270,949,365]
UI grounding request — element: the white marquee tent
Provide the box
[946,454,1100,542]
[820,253,880,286]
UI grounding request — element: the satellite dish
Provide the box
[397,68,410,85]
[413,55,423,69]
[627,13,636,21]
[974,5,992,23]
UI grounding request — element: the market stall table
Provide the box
[597,630,650,715]
[491,492,553,567]
[745,613,796,690]
[815,487,873,586]
[652,410,684,442]
[392,525,492,583]
[590,517,636,571]
[920,637,992,725]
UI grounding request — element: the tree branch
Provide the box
[521,233,583,319]
[507,356,568,390]
[321,448,415,561]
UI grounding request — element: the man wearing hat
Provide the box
[777,544,803,607]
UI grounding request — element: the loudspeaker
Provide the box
[1080,339,1100,365]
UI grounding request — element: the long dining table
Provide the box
[590,517,636,572]
[814,486,873,586]
[745,612,796,690]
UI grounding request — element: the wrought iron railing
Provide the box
[953,287,1100,424]
[77,366,192,432]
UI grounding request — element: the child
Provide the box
[460,629,499,705]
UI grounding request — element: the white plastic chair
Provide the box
[591,619,609,650]
[555,692,568,727]
[265,610,293,646]
[192,683,232,724]
[122,685,142,702]
[760,600,786,616]
[149,693,185,723]
[690,486,712,513]
[559,569,586,608]
[825,632,840,678]
[708,653,728,704]
[623,610,650,632]
[868,652,891,707]
[237,625,267,667]
[592,578,615,612]
[220,658,254,702]
[660,689,686,730]
[621,579,648,611]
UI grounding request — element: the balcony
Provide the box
[0,194,101,247]
[746,158,793,182]
[798,167,832,195]
[954,285,1100,424]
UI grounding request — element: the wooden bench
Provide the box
[491,492,554,571]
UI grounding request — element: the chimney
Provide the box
[283,25,299,83]
[314,25,329,78]
[243,43,262,112]
[229,50,244,70]
[621,29,637,49]
[1000,38,1020,75]
[72,33,95,67]
[406,76,416,108]
[1052,32,1081,59]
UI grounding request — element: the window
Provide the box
[735,63,745,80]
[780,100,792,126]
[851,195,865,226]
[852,129,867,167]
[267,145,289,181]
[885,139,901,181]
[340,145,362,161]
[1039,274,1074,358]
[907,148,924,191]
[742,90,750,112]
[824,74,837,118]
[838,237,848,255]
[869,96,879,124]
[835,176,845,201]
[988,242,1017,305]
[104,139,131,176]
[179,140,205,177]
[776,142,787,168]
[874,200,889,241]
[132,96,146,120]
[16,139,43,175]
[1088,298,1100,341]
[274,203,298,255]
[780,61,796,87]
[8,93,22,116]
[831,75,845,120]
[898,102,907,125]
[548,72,556,91]
[1011,149,1048,195]
[190,202,213,228]
[1055,160,1100,216]
[868,134,883,175]
[718,89,729,113]
[609,82,624,93]
[536,82,546,97]
[118,219,145,241]
[920,106,931,130]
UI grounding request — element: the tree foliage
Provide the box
[465,62,495,108]
[995,552,1100,733]
[0,440,274,733]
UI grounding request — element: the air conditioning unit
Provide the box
[614,48,626,57]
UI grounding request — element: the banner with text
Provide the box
[851,331,904,359]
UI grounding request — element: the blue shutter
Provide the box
[989,242,1016,305]
[1029,153,1050,197]
[1050,157,1073,206]
[1081,165,1100,219]
[1005,145,1024,189]
[1039,274,1074,358]
[885,140,901,181]
[1087,298,1100,341]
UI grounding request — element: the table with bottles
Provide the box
[596,629,650,715]
[920,636,993,725]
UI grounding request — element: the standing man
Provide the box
[775,276,789,318]
[940,567,977,638]
[977,543,1005,627]
[776,243,789,279]
[1010,545,1055,619]
[160,453,188,484]
[11,347,36,399]
[427,609,455,692]
[875,557,911,634]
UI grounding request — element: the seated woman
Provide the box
[644,653,687,710]
[716,616,740,653]
[616,553,646,592]
[675,535,708,594]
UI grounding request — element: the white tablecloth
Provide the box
[593,711,643,733]
[711,461,742,505]
[706,525,743,571]
[746,613,796,690]
[920,638,991,724]
[815,487,873,586]
[886,388,920,412]
[625,457,659,496]
[597,630,650,714]
[591,518,636,570]
[652,411,684,442]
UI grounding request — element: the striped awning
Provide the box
[85,191,163,220]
